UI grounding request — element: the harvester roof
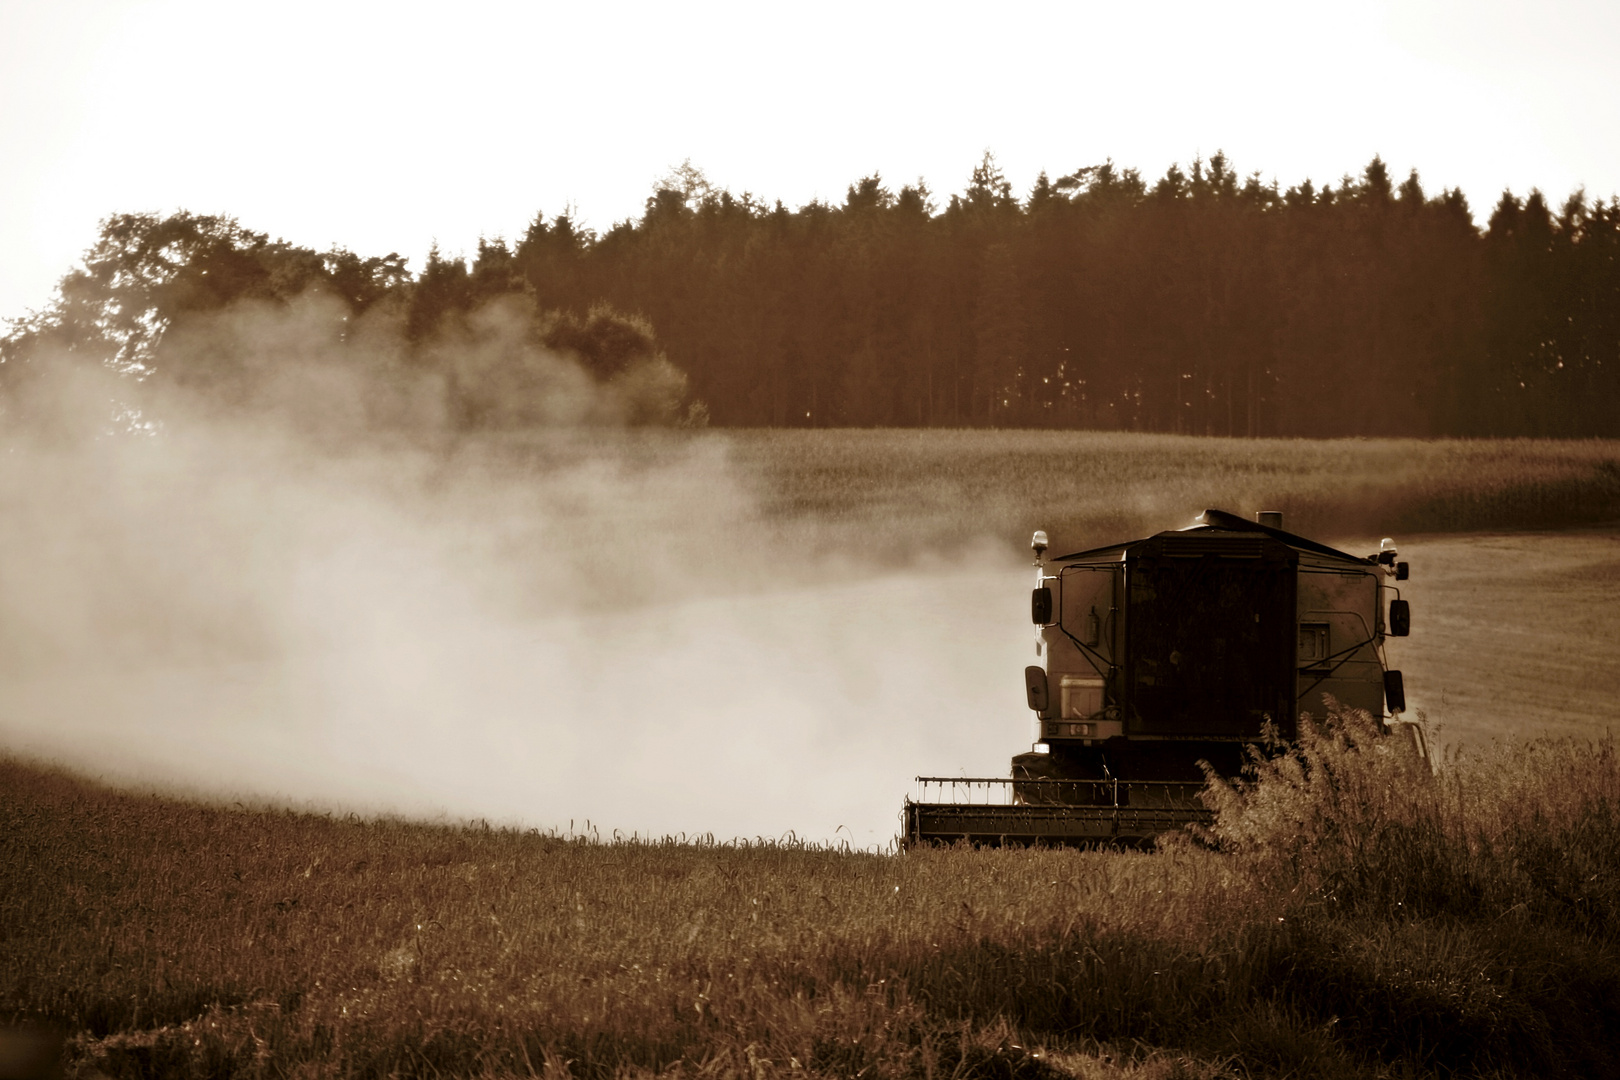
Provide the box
[1051,507,1372,565]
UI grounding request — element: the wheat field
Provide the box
[5,708,1620,1079]
[5,430,1620,1078]
[718,429,1620,556]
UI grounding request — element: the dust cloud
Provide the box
[0,308,1029,847]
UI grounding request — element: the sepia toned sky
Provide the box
[2,0,1617,323]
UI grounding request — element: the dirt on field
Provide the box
[1390,527,1620,744]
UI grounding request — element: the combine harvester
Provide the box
[904,509,1429,847]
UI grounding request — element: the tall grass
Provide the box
[1203,706,1620,1075]
[6,728,1620,1079]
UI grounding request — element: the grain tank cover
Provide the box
[1123,532,1298,740]
[1194,507,1366,564]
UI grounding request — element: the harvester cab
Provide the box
[904,509,1428,847]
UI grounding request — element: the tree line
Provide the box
[4,153,1617,436]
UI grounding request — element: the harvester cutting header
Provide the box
[905,509,1426,846]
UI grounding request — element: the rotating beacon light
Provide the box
[1031,529,1051,595]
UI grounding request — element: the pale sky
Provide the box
[3,0,1618,323]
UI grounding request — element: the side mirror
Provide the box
[1024,666,1050,712]
[1396,561,1409,581]
[1389,599,1410,637]
[1384,669,1406,714]
[1031,587,1053,625]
